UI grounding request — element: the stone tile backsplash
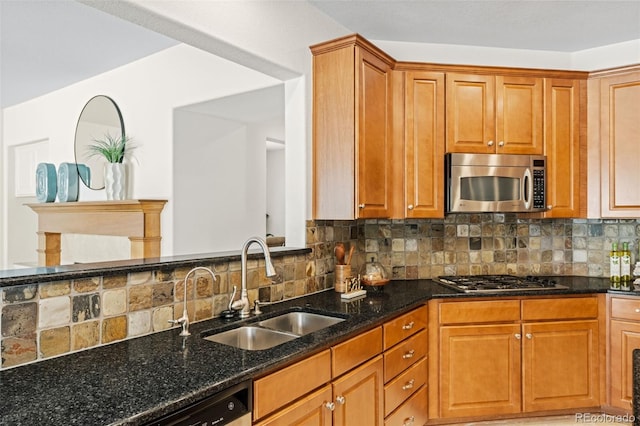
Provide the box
[314,215,640,284]
[1,252,318,369]
[2,215,639,369]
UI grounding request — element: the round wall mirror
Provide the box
[74,95,125,190]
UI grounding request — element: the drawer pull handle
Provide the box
[402,321,415,330]
[402,379,415,390]
[336,395,345,405]
[403,415,416,425]
[515,333,522,340]
[526,333,533,339]
[635,308,640,313]
[402,349,415,359]
[325,402,335,411]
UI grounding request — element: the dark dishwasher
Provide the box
[143,379,252,426]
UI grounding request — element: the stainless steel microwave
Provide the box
[446,153,547,213]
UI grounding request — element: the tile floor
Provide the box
[446,413,634,425]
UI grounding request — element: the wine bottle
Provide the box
[610,242,621,283]
[621,242,631,281]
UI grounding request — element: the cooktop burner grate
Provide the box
[435,275,569,293]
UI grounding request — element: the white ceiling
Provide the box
[1,0,639,108]
[310,0,640,52]
[0,0,178,108]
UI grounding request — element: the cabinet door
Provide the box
[522,320,599,412]
[333,355,384,426]
[356,48,393,218]
[255,385,333,426]
[495,76,543,154]
[543,78,582,217]
[600,72,640,217]
[439,323,521,418]
[610,320,640,411]
[404,71,445,218]
[446,73,495,153]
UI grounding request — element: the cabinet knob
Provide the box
[336,395,346,405]
[498,141,505,147]
[526,333,533,339]
[515,333,522,339]
[635,308,640,313]
[407,204,414,210]
[487,140,494,146]
[402,349,415,359]
[547,205,553,210]
[325,402,335,411]
[402,379,416,390]
[403,416,416,426]
[358,204,365,209]
[402,321,415,330]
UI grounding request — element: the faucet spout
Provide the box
[231,236,276,318]
[169,266,216,336]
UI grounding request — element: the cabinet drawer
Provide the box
[384,384,428,426]
[254,385,332,426]
[439,300,520,324]
[332,326,383,378]
[522,297,598,321]
[384,329,427,382]
[383,305,427,350]
[254,349,331,420]
[384,356,427,417]
[611,297,640,321]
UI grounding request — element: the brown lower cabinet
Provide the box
[431,296,602,421]
[253,305,428,425]
[609,295,640,412]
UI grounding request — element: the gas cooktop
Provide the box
[435,275,569,293]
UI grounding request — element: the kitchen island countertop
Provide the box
[0,276,624,425]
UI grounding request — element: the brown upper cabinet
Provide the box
[311,35,396,219]
[542,78,584,218]
[311,34,589,220]
[589,69,640,217]
[403,71,446,218]
[446,73,544,154]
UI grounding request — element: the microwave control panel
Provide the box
[532,169,545,209]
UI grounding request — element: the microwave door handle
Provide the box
[523,168,532,209]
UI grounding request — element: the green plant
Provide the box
[87,133,134,163]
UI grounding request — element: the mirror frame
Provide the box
[73,95,125,190]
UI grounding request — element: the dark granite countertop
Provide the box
[0,276,631,425]
[0,247,310,288]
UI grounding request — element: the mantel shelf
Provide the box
[27,199,167,266]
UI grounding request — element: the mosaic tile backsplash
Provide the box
[2,215,638,369]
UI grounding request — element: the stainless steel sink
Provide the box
[204,326,298,351]
[258,312,344,336]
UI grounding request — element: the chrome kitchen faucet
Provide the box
[231,236,276,318]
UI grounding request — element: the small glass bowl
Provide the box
[359,259,390,291]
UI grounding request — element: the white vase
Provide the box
[104,163,127,200]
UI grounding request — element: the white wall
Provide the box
[173,109,270,254]
[267,147,285,237]
[2,44,282,265]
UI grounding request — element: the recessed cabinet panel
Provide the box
[357,50,392,217]
[543,79,581,217]
[600,72,640,216]
[332,356,384,426]
[522,320,599,412]
[496,76,543,155]
[405,71,445,218]
[439,323,522,417]
[610,320,640,410]
[446,73,495,153]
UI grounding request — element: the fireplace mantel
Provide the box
[27,199,167,266]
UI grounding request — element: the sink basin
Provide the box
[204,326,298,350]
[258,312,344,336]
